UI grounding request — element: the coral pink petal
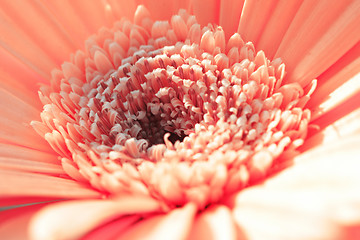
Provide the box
[56,1,114,34]
[0,203,49,240]
[0,143,58,164]
[188,205,237,240]
[256,0,303,58]
[136,0,190,20]
[0,197,57,208]
[302,103,360,152]
[0,1,137,78]
[29,197,161,240]
[0,156,64,175]
[307,41,360,116]
[82,216,140,240]
[38,1,91,49]
[0,10,56,76]
[308,42,360,108]
[116,203,197,240]
[191,0,220,26]
[0,170,101,201]
[232,135,360,240]
[0,89,53,152]
[0,143,61,176]
[0,47,46,108]
[310,73,360,122]
[39,0,134,51]
[107,0,137,20]
[237,0,278,46]
[0,1,77,67]
[275,0,360,86]
[219,0,244,38]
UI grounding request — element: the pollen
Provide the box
[32,5,316,209]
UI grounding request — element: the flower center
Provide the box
[90,45,207,151]
[32,6,316,209]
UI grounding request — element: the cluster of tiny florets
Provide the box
[32,6,316,209]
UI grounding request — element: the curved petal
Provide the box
[29,197,162,240]
[231,135,360,240]
[310,73,360,122]
[191,0,219,26]
[237,0,279,46]
[0,203,50,240]
[303,107,360,152]
[136,0,190,21]
[82,215,140,240]
[0,197,58,208]
[188,205,238,240]
[307,41,360,114]
[0,0,133,77]
[0,142,65,181]
[275,0,360,86]
[0,170,101,205]
[0,89,51,151]
[256,0,303,58]
[219,0,244,38]
[116,203,197,240]
[0,46,46,107]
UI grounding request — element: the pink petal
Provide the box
[0,47,46,107]
[0,170,101,203]
[307,41,360,113]
[136,0,190,20]
[237,0,278,46]
[0,89,52,152]
[188,205,238,240]
[275,0,360,86]
[219,0,244,38]
[82,215,140,240]
[310,73,360,122]
[116,203,197,240]
[231,135,360,240]
[0,203,49,240]
[29,197,161,240]
[191,0,219,26]
[303,107,360,152]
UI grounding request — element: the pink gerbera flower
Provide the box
[1,0,360,239]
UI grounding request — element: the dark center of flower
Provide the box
[32,6,316,209]
[90,47,208,150]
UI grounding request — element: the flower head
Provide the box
[0,1,360,240]
[31,5,316,210]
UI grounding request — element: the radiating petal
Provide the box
[0,170,101,203]
[191,0,219,25]
[307,41,360,112]
[231,135,360,240]
[116,203,197,240]
[136,0,190,20]
[303,107,360,151]
[188,205,237,240]
[29,197,162,240]
[275,0,360,86]
[0,89,52,151]
[0,197,58,208]
[0,203,49,240]
[0,156,65,175]
[82,215,140,240]
[237,0,279,46]
[0,46,46,108]
[219,0,244,38]
[256,0,303,58]
[310,73,360,122]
